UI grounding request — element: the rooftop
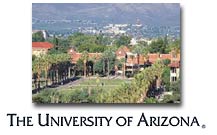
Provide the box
[32,42,53,49]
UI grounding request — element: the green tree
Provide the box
[162,66,170,91]
[115,35,131,47]
[68,33,108,53]
[169,79,180,92]
[162,59,171,66]
[132,45,145,66]
[149,38,167,53]
[94,59,104,75]
[102,48,116,78]
[81,51,89,77]
[32,31,45,42]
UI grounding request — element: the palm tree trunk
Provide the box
[68,67,71,79]
[107,59,109,78]
[84,61,86,78]
[123,63,125,79]
[93,61,96,76]
[51,70,54,84]
[103,60,105,75]
[37,71,41,91]
[73,66,76,77]
[56,70,59,84]
[45,71,48,87]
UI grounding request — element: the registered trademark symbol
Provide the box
[201,124,206,129]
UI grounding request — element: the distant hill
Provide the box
[32,3,180,26]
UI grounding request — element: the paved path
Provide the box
[54,78,84,90]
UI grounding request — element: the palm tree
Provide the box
[132,45,145,68]
[89,54,97,76]
[135,61,165,103]
[102,48,115,78]
[143,46,150,65]
[53,54,60,84]
[81,51,89,78]
[119,58,126,78]
[129,54,134,75]
[32,56,44,90]
[42,55,52,87]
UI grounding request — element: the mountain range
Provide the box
[32,3,180,26]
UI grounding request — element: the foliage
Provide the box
[94,59,104,75]
[162,66,170,91]
[162,59,171,66]
[161,91,181,103]
[76,59,84,75]
[166,38,180,53]
[32,55,37,61]
[115,35,131,47]
[137,40,148,47]
[32,53,72,90]
[68,32,107,53]
[169,79,180,91]
[148,38,167,53]
[33,60,166,103]
[144,97,158,103]
[32,31,45,42]
[101,47,116,76]
[132,45,145,55]
[47,36,70,54]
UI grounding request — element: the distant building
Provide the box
[68,48,102,64]
[169,62,180,82]
[32,42,53,56]
[116,46,130,60]
[130,38,138,46]
[115,46,180,81]
[137,38,152,45]
[68,46,180,81]
[169,50,181,82]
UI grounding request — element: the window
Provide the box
[172,67,176,73]
[172,77,177,82]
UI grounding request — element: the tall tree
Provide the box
[102,48,116,78]
[132,45,145,66]
[32,31,45,42]
[149,38,166,53]
[81,51,89,78]
[115,35,131,47]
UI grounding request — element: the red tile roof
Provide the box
[148,54,159,63]
[116,46,130,57]
[160,54,171,59]
[32,42,53,49]
[122,46,130,52]
[71,53,82,63]
[68,48,102,63]
[169,62,180,68]
[147,54,175,64]
[68,47,180,66]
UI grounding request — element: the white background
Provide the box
[0,0,217,134]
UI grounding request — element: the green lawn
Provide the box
[79,79,130,85]
[60,78,132,92]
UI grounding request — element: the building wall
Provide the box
[170,67,180,82]
[32,48,48,56]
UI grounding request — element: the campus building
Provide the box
[68,46,180,81]
[32,42,53,56]
[68,48,102,64]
